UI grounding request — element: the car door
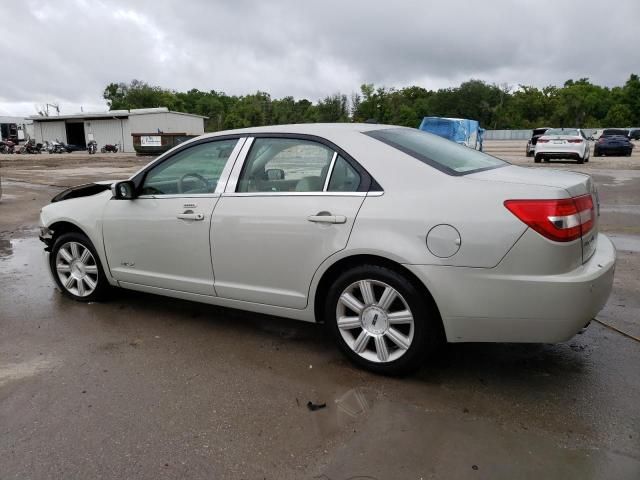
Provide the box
[211,136,368,309]
[102,138,243,295]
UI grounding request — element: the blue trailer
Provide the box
[418,117,484,151]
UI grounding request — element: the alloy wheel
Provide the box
[336,279,415,363]
[55,241,99,297]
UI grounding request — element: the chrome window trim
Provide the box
[224,137,255,193]
[221,191,368,198]
[322,152,338,192]
[136,193,222,200]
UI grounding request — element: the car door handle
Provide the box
[307,214,347,224]
[177,213,204,221]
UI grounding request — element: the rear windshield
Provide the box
[545,128,579,136]
[365,128,506,175]
[602,129,629,137]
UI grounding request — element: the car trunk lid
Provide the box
[469,165,598,262]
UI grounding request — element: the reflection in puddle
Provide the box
[0,238,13,258]
[311,388,376,438]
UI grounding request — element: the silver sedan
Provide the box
[39,124,616,374]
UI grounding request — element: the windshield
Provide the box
[602,129,629,137]
[365,128,506,175]
[544,128,579,136]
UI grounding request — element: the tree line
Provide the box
[103,75,640,132]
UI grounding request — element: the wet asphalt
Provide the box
[0,146,639,479]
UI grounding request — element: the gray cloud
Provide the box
[1,0,639,116]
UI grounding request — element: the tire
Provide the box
[577,154,584,164]
[100,147,106,153]
[49,232,110,302]
[325,264,442,375]
[534,155,542,163]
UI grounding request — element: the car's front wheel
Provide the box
[325,264,441,375]
[49,232,110,302]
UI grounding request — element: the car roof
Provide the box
[199,122,399,139]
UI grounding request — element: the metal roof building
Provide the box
[29,108,206,153]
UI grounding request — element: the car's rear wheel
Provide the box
[325,264,441,375]
[49,232,110,302]
[577,155,585,164]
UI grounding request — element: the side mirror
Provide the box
[265,168,285,180]
[112,180,136,200]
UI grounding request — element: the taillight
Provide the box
[504,194,594,242]
[567,139,583,143]
[537,139,549,143]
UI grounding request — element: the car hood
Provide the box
[51,181,115,203]
[468,165,592,197]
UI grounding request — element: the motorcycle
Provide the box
[0,139,16,154]
[20,139,43,154]
[47,139,66,154]
[87,140,98,154]
[100,142,119,153]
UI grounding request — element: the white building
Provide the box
[29,107,206,153]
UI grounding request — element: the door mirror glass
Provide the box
[113,181,136,200]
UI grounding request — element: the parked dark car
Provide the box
[600,128,630,139]
[594,135,634,157]
[526,127,550,157]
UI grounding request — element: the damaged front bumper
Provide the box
[39,226,54,251]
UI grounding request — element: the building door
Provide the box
[65,122,86,148]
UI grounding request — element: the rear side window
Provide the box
[365,128,506,175]
[328,156,361,192]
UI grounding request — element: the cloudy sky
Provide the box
[1,0,639,116]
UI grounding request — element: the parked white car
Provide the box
[534,128,591,164]
[39,124,616,374]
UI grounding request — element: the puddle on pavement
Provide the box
[310,387,377,438]
[600,204,640,215]
[0,356,60,386]
[609,234,640,253]
[0,235,41,263]
[320,398,640,479]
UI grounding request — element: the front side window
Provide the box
[365,128,506,175]
[141,139,238,195]
[237,138,334,192]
